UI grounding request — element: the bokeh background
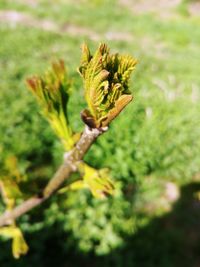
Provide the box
[1,0,200,266]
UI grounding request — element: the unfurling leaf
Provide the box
[75,163,115,198]
[12,229,29,259]
[0,178,22,210]
[0,227,29,259]
[79,43,137,128]
[59,163,115,199]
[79,163,115,198]
[4,156,27,183]
[26,60,77,150]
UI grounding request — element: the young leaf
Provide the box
[12,229,29,259]
[79,163,115,199]
[0,178,22,210]
[5,156,27,183]
[79,43,137,128]
[27,60,76,150]
[59,162,115,199]
[0,227,29,259]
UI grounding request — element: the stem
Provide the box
[0,126,107,227]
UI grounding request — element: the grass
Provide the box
[0,0,200,266]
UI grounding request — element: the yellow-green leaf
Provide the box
[0,227,29,259]
[27,61,77,151]
[0,178,22,210]
[78,163,115,199]
[12,229,29,259]
[78,43,137,128]
[59,163,115,199]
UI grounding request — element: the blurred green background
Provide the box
[1,0,200,266]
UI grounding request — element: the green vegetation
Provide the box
[0,0,200,266]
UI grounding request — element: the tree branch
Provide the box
[0,126,107,227]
